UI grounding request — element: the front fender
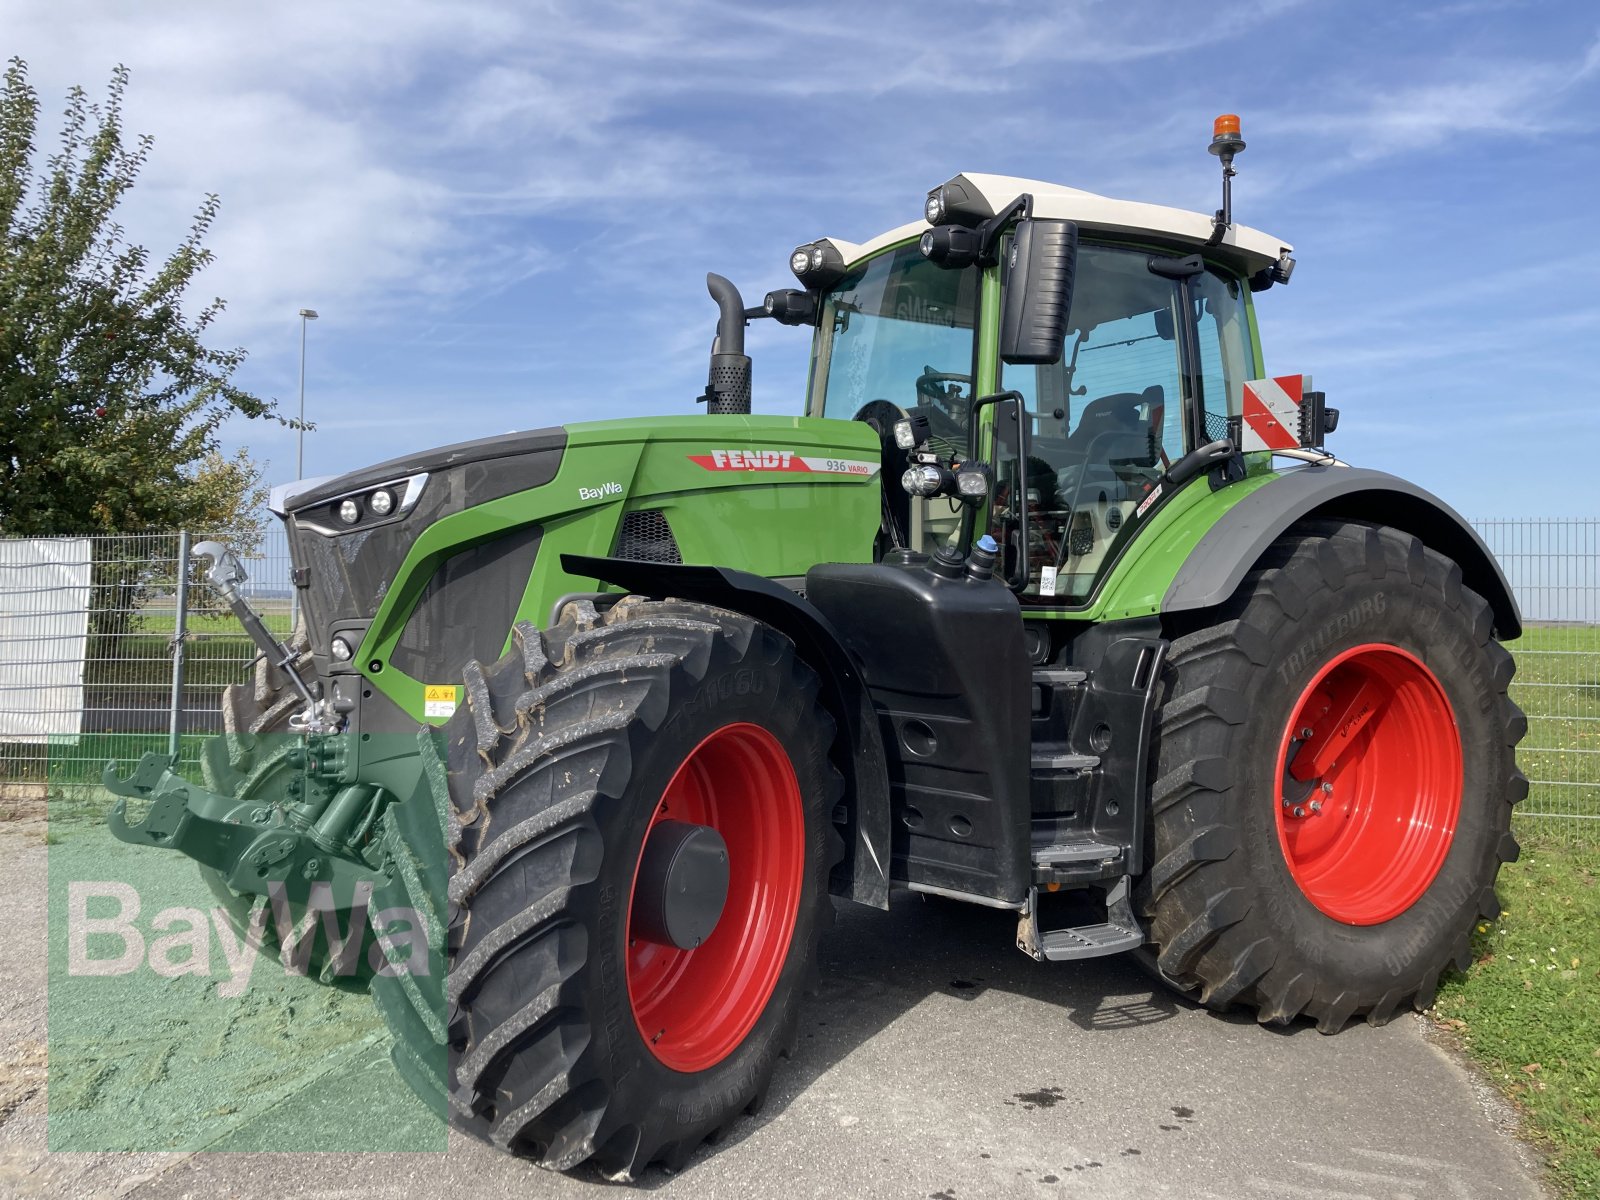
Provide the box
[1163,465,1521,639]
[561,554,892,910]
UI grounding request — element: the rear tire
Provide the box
[1142,520,1526,1031]
[371,597,842,1177]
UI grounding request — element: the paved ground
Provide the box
[0,808,1549,1200]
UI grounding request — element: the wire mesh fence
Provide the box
[0,520,1595,847]
[1473,519,1600,849]
[0,528,292,790]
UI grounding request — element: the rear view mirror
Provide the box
[999,220,1078,366]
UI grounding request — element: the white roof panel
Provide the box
[829,172,1291,276]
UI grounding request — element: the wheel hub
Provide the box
[630,820,730,950]
[624,722,806,1072]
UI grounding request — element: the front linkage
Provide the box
[104,542,420,968]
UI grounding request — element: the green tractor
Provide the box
[107,117,1525,1178]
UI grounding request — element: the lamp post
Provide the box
[296,308,319,480]
[292,308,318,636]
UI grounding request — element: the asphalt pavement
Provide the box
[0,814,1549,1199]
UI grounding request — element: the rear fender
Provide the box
[1164,466,1521,638]
[562,554,891,909]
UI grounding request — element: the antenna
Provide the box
[1205,114,1246,246]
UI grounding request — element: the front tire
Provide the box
[372,597,841,1178]
[1142,520,1526,1031]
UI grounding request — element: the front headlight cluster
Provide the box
[788,240,847,290]
[336,487,395,526]
[298,472,427,536]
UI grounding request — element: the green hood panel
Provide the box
[355,415,883,719]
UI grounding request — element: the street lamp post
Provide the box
[296,308,318,481]
[292,308,318,636]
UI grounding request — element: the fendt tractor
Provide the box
[106,116,1525,1178]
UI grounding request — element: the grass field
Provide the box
[1435,839,1600,1197]
[1435,623,1599,1196]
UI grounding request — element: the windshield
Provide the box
[809,242,980,458]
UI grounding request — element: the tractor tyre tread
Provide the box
[1143,520,1523,1031]
[369,596,842,1179]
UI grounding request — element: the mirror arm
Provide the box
[976,194,1032,268]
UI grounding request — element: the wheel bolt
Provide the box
[1309,800,1322,814]
[1321,782,1333,794]
[1300,727,1314,739]
[1292,805,1305,818]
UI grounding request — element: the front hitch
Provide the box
[103,752,387,900]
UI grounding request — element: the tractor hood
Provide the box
[270,426,568,516]
[272,426,568,663]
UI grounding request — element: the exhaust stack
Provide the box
[701,273,752,415]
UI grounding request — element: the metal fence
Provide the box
[1473,520,1600,848]
[0,528,292,787]
[0,521,1595,847]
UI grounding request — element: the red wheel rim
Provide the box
[1274,643,1462,925]
[625,722,805,1072]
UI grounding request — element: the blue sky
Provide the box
[11,0,1600,516]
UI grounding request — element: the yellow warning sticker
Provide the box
[424,684,457,719]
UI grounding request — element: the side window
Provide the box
[1191,270,1252,445]
[998,245,1185,602]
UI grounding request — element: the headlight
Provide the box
[923,176,994,228]
[330,635,354,662]
[790,240,846,289]
[368,488,394,516]
[338,498,360,525]
[920,225,982,269]
[955,463,993,499]
[901,464,949,497]
[893,419,917,450]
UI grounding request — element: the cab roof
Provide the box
[823,172,1292,278]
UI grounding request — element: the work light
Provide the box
[331,635,353,662]
[920,225,982,269]
[369,488,394,516]
[338,499,360,525]
[901,463,950,497]
[955,463,993,499]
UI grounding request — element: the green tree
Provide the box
[0,58,288,545]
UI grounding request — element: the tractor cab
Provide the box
[800,169,1292,602]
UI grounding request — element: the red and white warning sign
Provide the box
[1241,374,1309,452]
[688,449,880,477]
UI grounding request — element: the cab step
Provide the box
[1016,877,1144,963]
[1039,922,1145,961]
[1031,835,1123,868]
[1031,752,1099,773]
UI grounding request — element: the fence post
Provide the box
[167,531,191,762]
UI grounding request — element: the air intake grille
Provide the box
[615,509,682,564]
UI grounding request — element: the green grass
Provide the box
[1435,838,1600,1197]
[1430,624,1600,1196]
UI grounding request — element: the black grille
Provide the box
[387,525,541,680]
[615,510,682,564]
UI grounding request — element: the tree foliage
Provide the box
[0,58,286,548]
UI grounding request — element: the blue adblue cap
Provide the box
[976,534,998,552]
